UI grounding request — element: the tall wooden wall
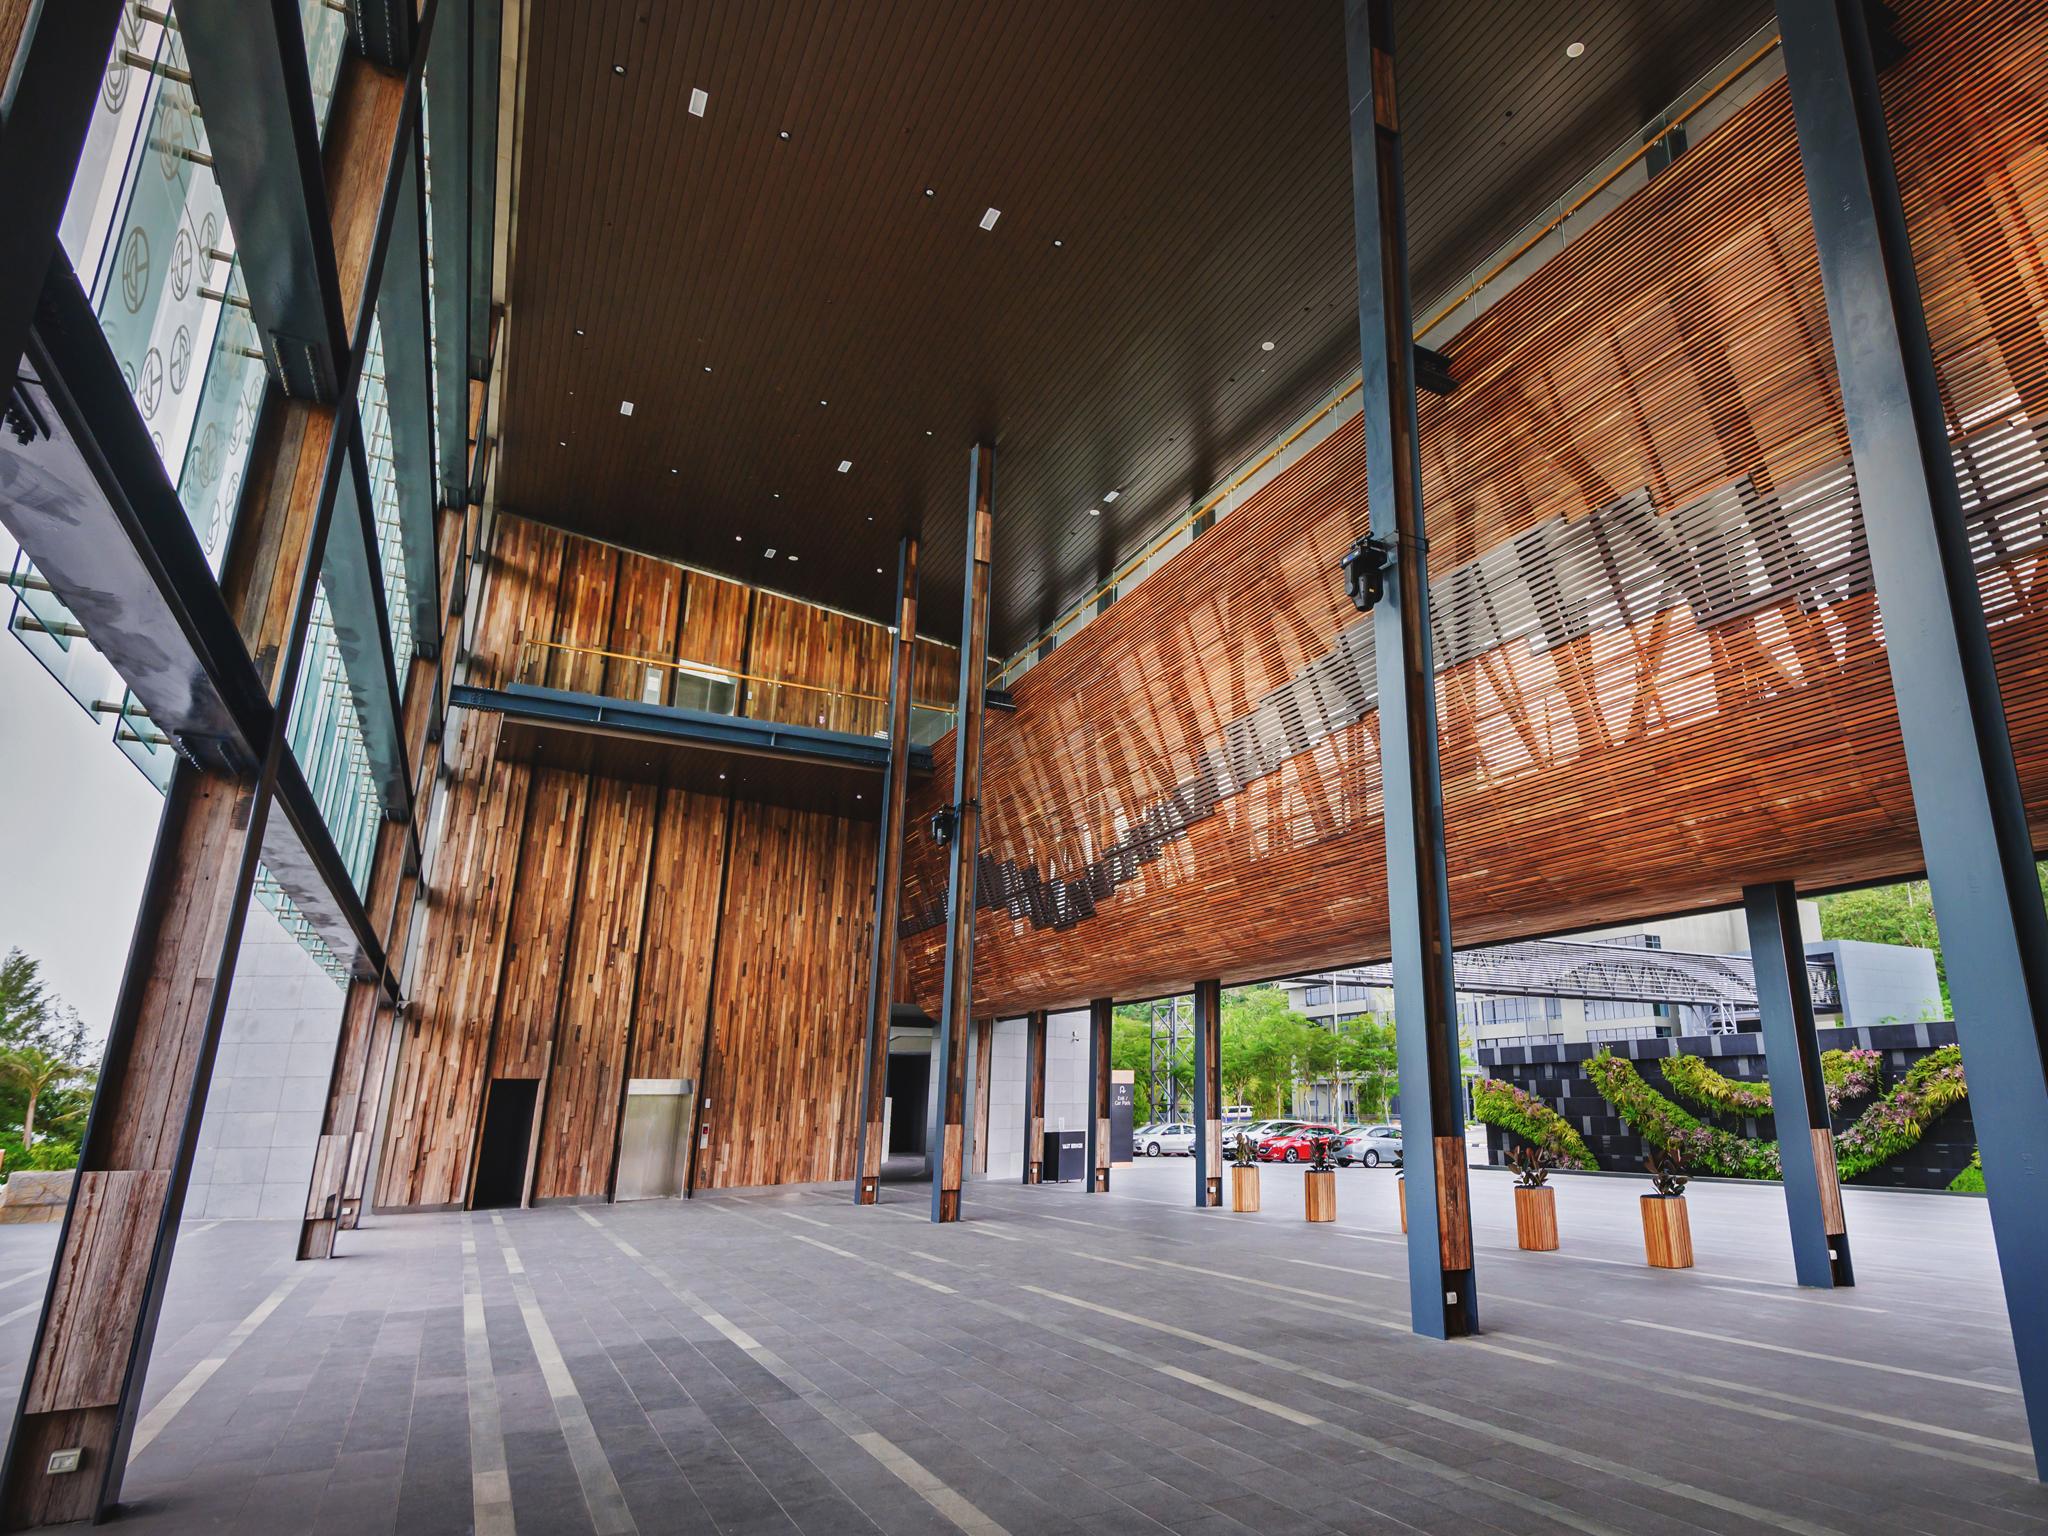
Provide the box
[900,0,2048,1016]
[376,517,956,1205]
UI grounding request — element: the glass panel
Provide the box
[6,552,109,715]
[252,866,352,985]
[300,0,349,138]
[356,314,417,681]
[59,3,254,571]
[112,688,178,791]
[286,477,386,897]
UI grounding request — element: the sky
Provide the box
[0,536,162,1043]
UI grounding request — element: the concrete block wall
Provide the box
[188,901,346,1219]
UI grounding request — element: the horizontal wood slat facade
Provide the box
[377,513,905,1204]
[897,0,2048,1018]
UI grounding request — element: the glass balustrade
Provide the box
[514,639,957,745]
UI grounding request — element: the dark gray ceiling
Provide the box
[497,0,1774,655]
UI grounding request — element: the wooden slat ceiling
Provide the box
[497,0,1773,652]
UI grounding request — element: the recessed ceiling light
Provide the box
[837,459,852,473]
[612,63,626,76]
[1566,40,1585,58]
[688,87,709,116]
[778,130,790,140]
[1102,489,1120,502]
[819,399,828,406]
[619,400,634,415]
[875,566,883,574]
[788,554,799,562]
[1087,506,1101,517]
[703,365,711,373]
[718,773,726,780]
[734,534,743,541]
[924,187,935,197]
[574,327,585,336]
[925,429,933,436]
[1052,238,1063,247]
[670,467,678,474]
[772,492,781,498]
[765,547,778,558]
[1261,340,1275,351]
[979,207,1001,230]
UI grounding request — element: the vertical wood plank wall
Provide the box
[893,0,2048,1018]
[376,518,955,1205]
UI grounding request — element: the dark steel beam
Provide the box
[1085,997,1113,1193]
[1022,1009,1047,1185]
[1345,0,1475,1340]
[379,136,442,652]
[349,0,419,73]
[0,1,124,396]
[267,748,391,985]
[1191,979,1223,1207]
[177,0,347,402]
[1744,881,1852,1289]
[426,0,470,504]
[468,0,501,381]
[331,428,414,815]
[2,268,271,772]
[855,536,918,1205]
[1781,0,2048,1472]
[930,442,994,1223]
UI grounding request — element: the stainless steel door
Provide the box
[615,1078,691,1200]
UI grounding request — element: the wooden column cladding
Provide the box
[1022,1009,1047,1184]
[856,537,919,1204]
[894,0,2048,1022]
[931,444,995,1223]
[1085,997,1112,1194]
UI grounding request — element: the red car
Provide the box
[1256,1124,1338,1163]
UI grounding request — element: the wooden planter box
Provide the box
[1396,1174,1406,1231]
[1641,1193,1693,1269]
[1230,1166,1261,1212]
[1304,1169,1336,1222]
[1514,1185,1558,1251]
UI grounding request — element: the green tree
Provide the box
[1334,1015,1399,1120]
[0,950,96,1169]
[1218,985,1298,1113]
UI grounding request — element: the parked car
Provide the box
[1334,1123,1404,1167]
[1223,1119,1301,1158]
[1257,1124,1339,1163]
[1132,1122,1166,1144]
[1140,1122,1197,1156]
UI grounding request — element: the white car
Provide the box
[1139,1122,1197,1156]
[1334,1123,1404,1167]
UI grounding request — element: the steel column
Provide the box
[1743,882,1852,1288]
[930,444,995,1222]
[1022,1009,1047,1184]
[1192,979,1223,1207]
[855,536,919,1204]
[1782,0,2048,1468]
[1344,0,1475,1339]
[1085,998,1113,1193]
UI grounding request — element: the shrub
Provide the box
[1470,1077,1598,1170]
[1585,1052,1783,1179]
[1657,1047,1884,1120]
[1948,1150,1985,1193]
[1832,1045,1966,1181]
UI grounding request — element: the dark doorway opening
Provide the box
[886,1052,930,1157]
[473,1078,539,1209]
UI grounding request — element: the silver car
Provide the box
[1334,1123,1403,1167]
[1140,1122,1196,1156]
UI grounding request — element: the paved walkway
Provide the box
[0,1163,2040,1534]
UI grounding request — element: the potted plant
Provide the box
[1640,1147,1693,1269]
[1505,1146,1559,1251]
[1229,1132,1261,1212]
[1303,1134,1337,1222]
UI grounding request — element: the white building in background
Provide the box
[1281,902,1943,1121]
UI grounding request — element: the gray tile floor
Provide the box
[0,1163,2044,1534]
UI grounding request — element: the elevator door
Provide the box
[615,1078,692,1200]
